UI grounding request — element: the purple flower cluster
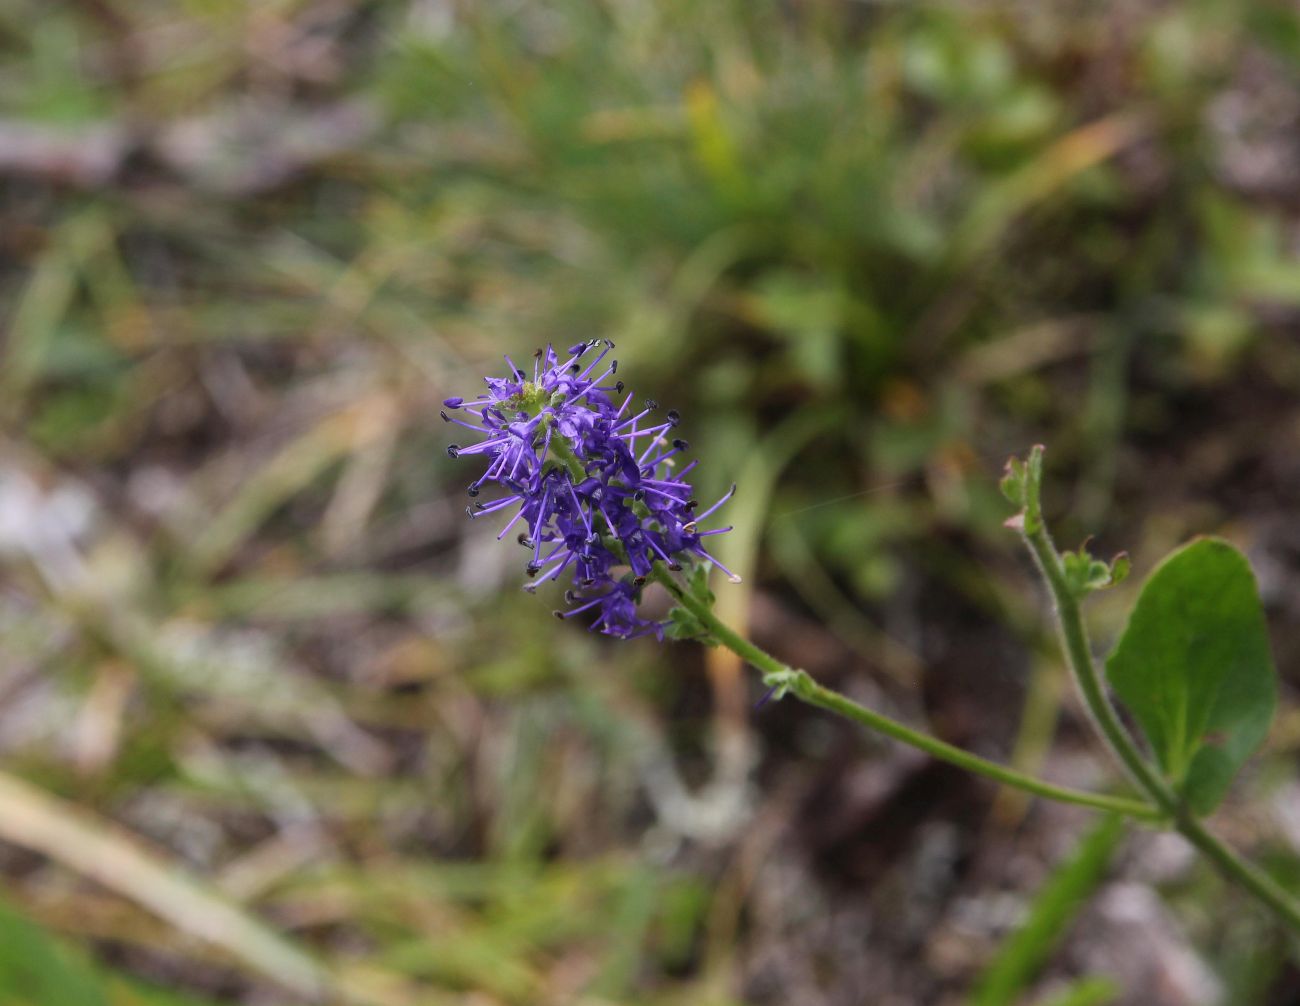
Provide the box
[443,341,736,638]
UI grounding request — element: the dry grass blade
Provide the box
[181,395,399,579]
[0,771,332,1002]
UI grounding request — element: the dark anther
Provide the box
[525,564,540,578]
[672,438,688,450]
[633,490,645,501]
[610,360,618,373]
[440,410,450,422]
[474,502,488,510]
[633,576,647,587]
[615,381,625,393]
[668,561,682,571]
[465,505,474,516]
[553,610,565,619]
[564,590,577,603]
[685,499,699,510]
[515,369,527,380]
[467,485,480,497]
[447,444,461,458]
[569,364,581,374]
[517,533,533,547]
[604,339,616,349]
[581,577,596,586]
[534,348,544,357]
[666,409,680,425]
[645,399,658,410]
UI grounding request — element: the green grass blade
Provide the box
[969,814,1124,1006]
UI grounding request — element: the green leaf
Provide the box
[1105,538,1276,816]
[0,899,107,1006]
[0,896,228,1006]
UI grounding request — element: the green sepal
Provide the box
[665,604,718,645]
[686,562,715,605]
[760,667,807,700]
[999,456,1027,506]
[1062,543,1131,597]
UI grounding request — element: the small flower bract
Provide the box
[444,341,736,638]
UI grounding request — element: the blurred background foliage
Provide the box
[2,0,1300,1003]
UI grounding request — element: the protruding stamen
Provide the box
[695,546,742,583]
[694,483,736,522]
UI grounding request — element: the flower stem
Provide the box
[1020,519,1300,933]
[649,566,1161,823]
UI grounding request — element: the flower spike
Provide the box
[445,345,735,638]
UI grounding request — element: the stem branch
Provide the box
[650,566,1159,823]
[1020,512,1300,933]
[550,420,1300,931]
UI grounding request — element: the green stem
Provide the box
[1021,520,1300,933]
[1022,527,1177,806]
[649,567,1160,822]
[551,426,1155,821]
[554,415,1300,929]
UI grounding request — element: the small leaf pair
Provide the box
[999,444,1044,535]
[1061,543,1130,597]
